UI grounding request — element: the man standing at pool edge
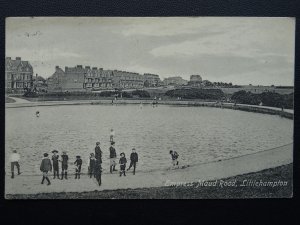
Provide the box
[10,150,21,179]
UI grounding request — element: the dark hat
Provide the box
[44,153,48,157]
[52,150,58,153]
[76,155,81,158]
[13,150,17,153]
[132,148,136,150]
[169,150,173,154]
[120,152,125,156]
[111,141,115,145]
[96,142,100,145]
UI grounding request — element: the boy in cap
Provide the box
[119,152,127,177]
[95,142,102,164]
[88,153,96,178]
[51,150,60,179]
[109,141,117,173]
[74,156,82,179]
[60,151,69,180]
[40,153,52,185]
[10,150,21,179]
[127,148,138,175]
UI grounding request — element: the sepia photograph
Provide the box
[4,17,294,199]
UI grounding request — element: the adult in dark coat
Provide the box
[51,150,59,179]
[94,161,102,186]
[109,142,117,173]
[127,148,138,175]
[40,153,52,185]
[95,142,102,164]
[61,151,69,180]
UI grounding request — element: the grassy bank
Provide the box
[6,164,292,199]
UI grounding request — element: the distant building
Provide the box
[47,65,113,92]
[188,75,203,87]
[5,57,33,93]
[83,66,113,90]
[143,73,161,87]
[163,76,188,86]
[112,70,144,89]
[47,66,144,92]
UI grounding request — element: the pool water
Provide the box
[5,104,293,175]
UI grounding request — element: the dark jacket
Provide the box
[61,154,69,166]
[171,151,179,160]
[40,157,52,172]
[130,152,138,162]
[95,146,102,162]
[89,157,96,168]
[119,157,127,165]
[74,158,82,167]
[109,146,117,158]
[52,155,59,166]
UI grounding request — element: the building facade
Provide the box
[5,57,33,93]
[143,73,161,87]
[112,70,144,89]
[163,76,188,86]
[47,65,144,92]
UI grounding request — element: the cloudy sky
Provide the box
[6,17,295,85]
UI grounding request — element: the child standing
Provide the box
[51,150,60,179]
[127,148,138,175]
[40,153,52,185]
[119,152,127,177]
[61,151,69,180]
[74,156,82,179]
[88,153,96,178]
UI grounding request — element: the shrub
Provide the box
[165,88,225,100]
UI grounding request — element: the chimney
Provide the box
[92,67,97,70]
[6,57,11,60]
[16,57,21,60]
[99,68,103,71]
[85,66,90,69]
[77,65,82,68]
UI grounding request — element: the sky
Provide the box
[6,17,295,86]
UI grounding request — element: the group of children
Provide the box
[38,129,140,186]
[40,150,81,185]
[10,128,180,187]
